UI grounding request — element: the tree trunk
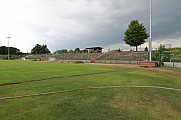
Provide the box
[136,46,138,51]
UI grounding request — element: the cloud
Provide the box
[0,0,180,52]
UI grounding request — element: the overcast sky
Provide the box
[0,0,181,52]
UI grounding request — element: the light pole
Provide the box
[7,37,11,60]
[149,0,152,61]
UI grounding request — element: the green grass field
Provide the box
[0,61,180,120]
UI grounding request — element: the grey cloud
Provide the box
[151,0,181,39]
[1,0,180,52]
[35,0,181,51]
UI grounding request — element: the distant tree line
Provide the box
[0,46,22,55]
[31,44,51,54]
[54,48,87,54]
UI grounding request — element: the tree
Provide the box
[31,44,51,54]
[69,50,74,53]
[0,46,21,55]
[74,48,80,53]
[144,47,148,51]
[123,20,149,51]
[0,46,7,55]
[54,49,68,54]
[80,49,87,53]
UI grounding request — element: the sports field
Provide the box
[0,61,180,120]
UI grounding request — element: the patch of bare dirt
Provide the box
[144,67,181,76]
[87,63,181,76]
[86,63,140,68]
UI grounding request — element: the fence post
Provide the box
[173,61,174,67]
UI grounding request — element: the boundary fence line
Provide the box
[163,62,181,68]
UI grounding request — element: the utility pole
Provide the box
[7,37,11,60]
[149,0,152,61]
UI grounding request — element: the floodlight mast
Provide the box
[7,37,11,60]
[149,0,152,61]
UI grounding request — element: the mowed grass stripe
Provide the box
[0,61,120,84]
[0,85,181,100]
[1,88,180,120]
[0,70,118,86]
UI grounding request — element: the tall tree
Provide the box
[31,44,51,54]
[123,20,149,51]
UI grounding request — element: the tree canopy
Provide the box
[0,46,21,55]
[31,44,51,54]
[74,48,80,53]
[54,48,87,54]
[54,49,68,54]
[123,20,149,51]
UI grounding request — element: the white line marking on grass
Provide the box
[0,86,180,100]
